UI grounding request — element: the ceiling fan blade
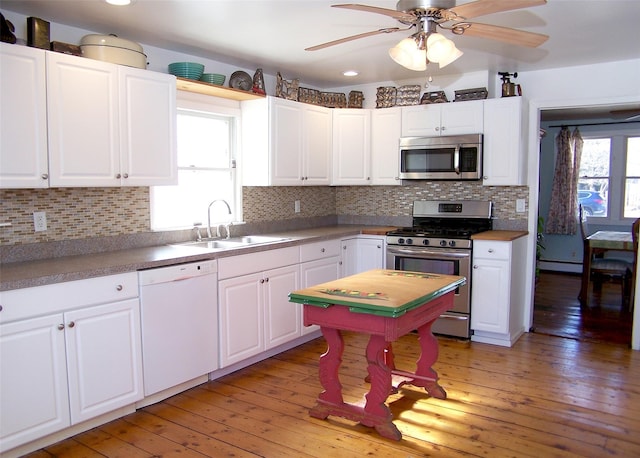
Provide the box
[332,4,416,22]
[449,0,547,20]
[305,27,404,51]
[456,22,548,47]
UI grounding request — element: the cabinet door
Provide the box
[270,98,304,185]
[0,315,70,452]
[356,237,386,272]
[303,104,332,185]
[341,238,359,277]
[332,109,371,185]
[65,298,143,424]
[0,44,49,188]
[470,259,509,334]
[482,97,525,185]
[401,105,441,136]
[264,265,300,349]
[47,52,120,187]
[300,257,341,335]
[219,273,264,367]
[440,100,484,135]
[371,107,401,185]
[120,67,177,186]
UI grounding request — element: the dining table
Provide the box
[579,230,634,305]
[289,268,465,440]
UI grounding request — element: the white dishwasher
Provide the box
[138,260,218,396]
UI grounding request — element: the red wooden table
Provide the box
[289,269,465,440]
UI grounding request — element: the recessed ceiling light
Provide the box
[343,70,358,77]
[105,0,132,5]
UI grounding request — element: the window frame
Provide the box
[579,124,640,225]
[150,92,243,232]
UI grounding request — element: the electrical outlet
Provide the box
[294,200,301,213]
[33,211,47,232]
[516,199,526,212]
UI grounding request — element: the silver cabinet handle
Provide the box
[488,248,494,253]
[264,277,269,283]
[377,245,381,249]
[67,321,75,328]
[41,173,48,180]
[123,173,129,179]
[473,265,479,269]
[441,126,446,131]
[260,278,265,284]
[116,173,121,179]
[57,323,64,330]
[116,284,123,291]
[321,248,325,253]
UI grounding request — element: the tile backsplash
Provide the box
[0,182,528,247]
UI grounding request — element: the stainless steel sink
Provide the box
[171,235,289,250]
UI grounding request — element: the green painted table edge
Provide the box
[289,277,465,318]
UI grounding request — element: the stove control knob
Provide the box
[449,240,456,247]
[398,238,405,244]
[440,240,447,247]
[406,238,413,245]
[422,239,430,246]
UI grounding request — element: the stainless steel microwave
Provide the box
[399,134,483,180]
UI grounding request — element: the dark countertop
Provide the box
[0,226,395,291]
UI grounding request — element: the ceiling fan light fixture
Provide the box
[389,37,427,71]
[437,45,463,68]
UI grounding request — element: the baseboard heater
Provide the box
[538,260,582,274]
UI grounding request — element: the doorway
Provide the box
[532,105,639,345]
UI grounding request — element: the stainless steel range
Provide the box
[386,200,493,338]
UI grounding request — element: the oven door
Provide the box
[386,245,471,338]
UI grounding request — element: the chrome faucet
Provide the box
[207,199,232,238]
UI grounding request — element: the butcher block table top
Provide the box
[289,268,465,317]
[471,230,528,241]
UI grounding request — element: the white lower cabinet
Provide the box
[218,247,300,367]
[470,237,527,346]
[341,235,386,277]
[299,239,342,334]
[0,273,143,454]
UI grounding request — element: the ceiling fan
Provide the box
[306,0,549,70]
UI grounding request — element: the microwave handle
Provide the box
[454,145,460,175]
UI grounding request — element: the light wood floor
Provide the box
[25,330,640,458]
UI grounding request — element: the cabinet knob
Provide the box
[435,127,440,132]
[473,265,479,269]
[441,126,446,131]
[57,323,65,331]
[321,248,325,253]
[123,173,129,179]
[264,277,269,283]
[488,249,494,253]
[0,305,2,312]
[116,284,123,291]
[41,173,48,180]
[377,245,381,249]
[116,173,121,179]
[67,321,75,328]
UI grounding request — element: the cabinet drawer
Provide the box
[0,272,138,323]
[299,239,341,262]
[218,246,299,280]
[473,241,510,260]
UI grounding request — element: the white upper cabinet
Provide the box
[371,107,402,185]
[401,100,484,137]
[0,44,49,188]
[332,108,371,185]
[47,52,176,187]
[482,97,527,186]
[241,96,331,186]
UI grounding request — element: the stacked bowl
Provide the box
[200,73,226,85]
[168,62,204,80]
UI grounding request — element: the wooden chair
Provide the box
[579,204,632,307]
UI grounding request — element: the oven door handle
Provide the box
[387,246,471,259]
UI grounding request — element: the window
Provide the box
[624,136,640,218]
[150,107,239,231]
[576,130,640,222]
[578,138,610,217]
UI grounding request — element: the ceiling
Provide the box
[2,0,640,90]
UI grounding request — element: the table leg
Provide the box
[414,321,447,399]
[579,239,591,305]
[362,334,401,440]
[309,326,344,419]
